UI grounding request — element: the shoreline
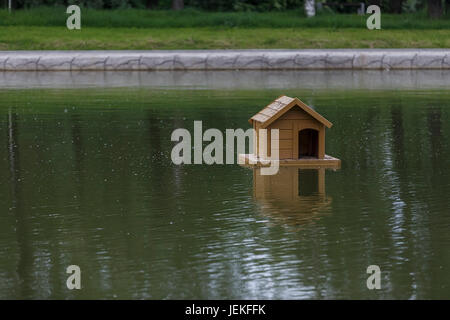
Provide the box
[1,49,450,71]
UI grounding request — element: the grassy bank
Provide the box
[1,26,448,50]
[0,8,449,49]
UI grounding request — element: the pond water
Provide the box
[0,81,449,299]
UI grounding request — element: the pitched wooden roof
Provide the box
[249,95,333,129]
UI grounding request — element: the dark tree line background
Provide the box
[5,0,450,17]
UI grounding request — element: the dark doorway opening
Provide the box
[298,129,318,158]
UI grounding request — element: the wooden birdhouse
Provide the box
[240,95,340,168]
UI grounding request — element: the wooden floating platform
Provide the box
[238,154,341,169]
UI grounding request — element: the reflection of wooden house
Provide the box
[240,95,340,168]
[253,167,332,228]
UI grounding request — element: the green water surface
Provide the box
[0,88,449,299]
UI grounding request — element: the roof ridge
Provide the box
[249,95,332,129]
